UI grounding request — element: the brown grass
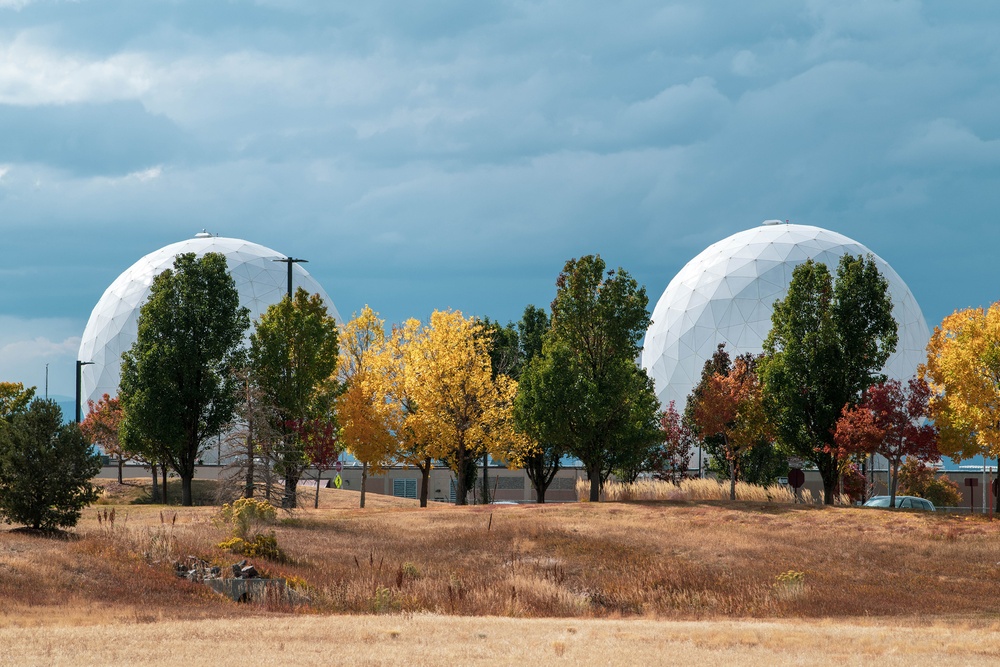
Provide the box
[3,480,1000,626]
[1,615,999,666]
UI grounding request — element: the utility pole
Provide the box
[75,360,94,423]
[272,257,308,299]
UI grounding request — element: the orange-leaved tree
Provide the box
[80,394,127,483]
[337,306,397,509]
[833,377,938,508]
[922,304,1000,467]
[691,354,770,500]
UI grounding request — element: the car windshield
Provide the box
[864,497,892,507]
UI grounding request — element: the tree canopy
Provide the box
[119,252,250,506]
[338,306,396,508]
[515,255,662,502]
[250,287,339,508]
[402,310,527,505]
[922,303,1000,463]
[759,255,897,505]
[0,399,101,530]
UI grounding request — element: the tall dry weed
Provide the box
[579,478,848,505]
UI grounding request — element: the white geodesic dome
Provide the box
[640,221,930,411]
[78,233,340,410]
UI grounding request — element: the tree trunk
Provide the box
[455,444,468,506]
[117,456,123,484]
[729,458,737,501]
[588,464,601,502]
[244,431,255,499]
[360,461,368,509]
[889,459,900,509]
[283,473,298,509]
[481,453,490,505]
[537,484,547,504]
[150,466,160,503]
[161,464,169,505]
[419,459,431,508]
[314,468,322,509]
[181,475,193,506]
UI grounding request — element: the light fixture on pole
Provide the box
[75,360,95,423]
[272,257,308,299]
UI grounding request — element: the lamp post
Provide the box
[272,257,308,299]
[75,360,94,423]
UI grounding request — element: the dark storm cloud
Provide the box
[2,0,1000,397]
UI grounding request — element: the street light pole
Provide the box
[272,257,308,299]
[75,360,94,423]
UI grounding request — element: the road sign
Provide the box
[965,477,978,487]
[787,469,805,489]
[335,460,343,473]
[334,474,342,489]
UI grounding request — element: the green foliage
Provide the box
[515,256,662,502]
[0,399,102,531]
[759,255,897,504]
[250,288,340,508]
[119,252,250,506]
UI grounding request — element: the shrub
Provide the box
[217,497,285,561]
[0,399,102,531]
[898,460,963,508]
[218,497,277,540]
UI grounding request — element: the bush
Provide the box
[0,399,101,531]
[898,459,962,508]
[218,497,277,540]
[217,497,285,561]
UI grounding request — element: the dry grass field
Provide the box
[2,479,999,663]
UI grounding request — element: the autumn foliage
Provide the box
[833,377,938,506]
[691,355,770,500]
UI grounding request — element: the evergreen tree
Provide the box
[0,399,101,531]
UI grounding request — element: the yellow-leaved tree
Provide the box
[401,310,528,506]
[337,306,398,508]
[921,304,1000,462]
[369,318,436,506]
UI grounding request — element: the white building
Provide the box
[77,232,340,411]
[641,221,931,412]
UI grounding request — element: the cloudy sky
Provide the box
[2,0,999,399]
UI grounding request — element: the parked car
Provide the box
[863,495,936,511]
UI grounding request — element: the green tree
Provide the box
[0,399,101,531]
[759,255,897,505]
[513,305,564,503]
[119,252,250,506]
[516,256,662,502]
[250,287,340,509]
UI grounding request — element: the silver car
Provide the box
[863,495,936,511]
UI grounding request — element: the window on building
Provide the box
[392,478,417,499]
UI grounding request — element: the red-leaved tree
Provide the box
[286,419,341,509]
[81,394,127,483]
[651,400,693,484]
[833,377,939,508]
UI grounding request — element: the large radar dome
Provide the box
[78,234,340,409]
[641,222,930,410]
